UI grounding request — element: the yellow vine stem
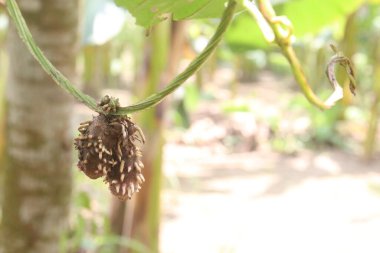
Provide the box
[248,0,337,110]
[6,0,237,115]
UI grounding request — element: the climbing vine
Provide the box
[5,0,356,199]
[6,0,237,115]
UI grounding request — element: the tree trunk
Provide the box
[0,17,8,160]
[128,20,171,253]
[108,21,187,253]
[364,34,380,160]
[0,41,7,159]
[1,0,79,252]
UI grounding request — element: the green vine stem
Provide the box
[117,0,236,115]
[6,0,237,115]
[241,0,274,43]
[254,0,344,110]
[6,0,99,111]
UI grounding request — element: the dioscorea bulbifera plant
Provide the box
[74,96,145,200]
[7,0,357,201]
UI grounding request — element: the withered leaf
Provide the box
[324,44,356,106]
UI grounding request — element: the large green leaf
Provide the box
[114,0,228,27]
[279,0,364,36]
[226,0,365,50]
[225,12,269,51]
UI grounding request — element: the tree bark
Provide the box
[1,0,79,252]
[364,34,380,160]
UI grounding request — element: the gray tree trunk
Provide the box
[1,0,79,252]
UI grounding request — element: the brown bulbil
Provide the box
[74,114,145,200]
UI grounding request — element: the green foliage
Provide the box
[7,0,237,115]
[288,94,344,147]
[226,0,365,50]
[59,170,151,253]
[226,12,269,50]
[270,134,304,155]
[267,52,292,74]
[184,83,201,111]
[115,0,229,27]
[222,100,251,112]
[279,0,363,36]
[170,84,200,128]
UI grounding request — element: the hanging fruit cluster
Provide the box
[74,96,145,200]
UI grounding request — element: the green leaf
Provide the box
[279,0,364,36]
[115,0,229,27]
[226,0,365,51]
[225,12,269,50]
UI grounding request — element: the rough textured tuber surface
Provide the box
[74,114,145,200]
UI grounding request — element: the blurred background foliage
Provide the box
[2,0,380,252]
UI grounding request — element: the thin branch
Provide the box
[6,0,99,111]
[241,0,274,42]
[6,0,237,115]
[115,0,237,115]
[252,0,356,110]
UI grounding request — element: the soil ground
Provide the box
[161,144,380,253]
[74,71,380,253]
[159,71,380,253]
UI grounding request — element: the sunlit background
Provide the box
[1,0,380,253]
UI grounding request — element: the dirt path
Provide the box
[161,145,380,253]
[159,71,380,253]
[73,72,380,253]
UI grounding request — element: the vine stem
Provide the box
[255,0,331,110]
[117,0,237,115]
[241,0,274,43]
[6,0,99,111]
[6,0,237,115]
